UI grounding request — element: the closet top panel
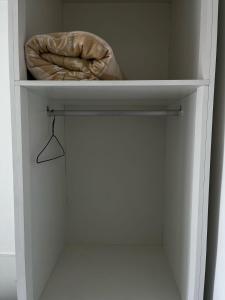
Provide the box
[63,0,171,3]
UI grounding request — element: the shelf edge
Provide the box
[16,79,210,88]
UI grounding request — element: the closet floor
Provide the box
[40,246,180,300]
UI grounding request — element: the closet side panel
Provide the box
[28,93,66,300]
[163,93,198,300]
[12,0,63,80]
[169,0,210,79]
[164,88,211,300]
[63,3,170,80]
[197,0,218,80]
[12,87,34,300]
[9,0,26,80]
[65,117,166,245]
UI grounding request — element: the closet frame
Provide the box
[8,0,219,300]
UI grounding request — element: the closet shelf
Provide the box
[17,80,209,101]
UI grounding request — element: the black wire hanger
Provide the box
[36,116,65,164]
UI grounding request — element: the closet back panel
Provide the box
[25,0,62,39]
[65,116,166,245]
[63,3,170,80]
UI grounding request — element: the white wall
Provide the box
[0,0,15,254]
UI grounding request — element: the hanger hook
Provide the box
[52,116,56,136]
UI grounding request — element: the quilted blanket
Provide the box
[25,31,123,80]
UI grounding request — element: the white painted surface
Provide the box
[18,80,209,87]
[11,0,63,80]
[0,0,15,254]
[25,0,62,40]
[180,87,210,300]
[40,246,180,300]
[65,116,165,245]
[0,4,17,297]
[8,0,219,299]
[14,0,215,80]
[17,87,212,300]
[22,89,208,300]
[213,191,225,300]
[63,3,170,80]
[26,91,66,300]
[169,0,202,79]
[212,162,225,300]
[164,88,211,300]
[164,93,197,300]
[64,0,171,2]
[0,255,17,300]
[13,86,34,300]
[17,80,209,101]
[205,0,225,299]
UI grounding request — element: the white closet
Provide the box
[8,1,218,300]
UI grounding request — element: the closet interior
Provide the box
[17,0,211,81]
[10,0,218,300]
[20,84,207,300]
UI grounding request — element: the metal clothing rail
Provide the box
[47,107,182,117]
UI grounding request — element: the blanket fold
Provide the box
[25,31,123,80]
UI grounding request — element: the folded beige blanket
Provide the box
[25,31,123,80]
